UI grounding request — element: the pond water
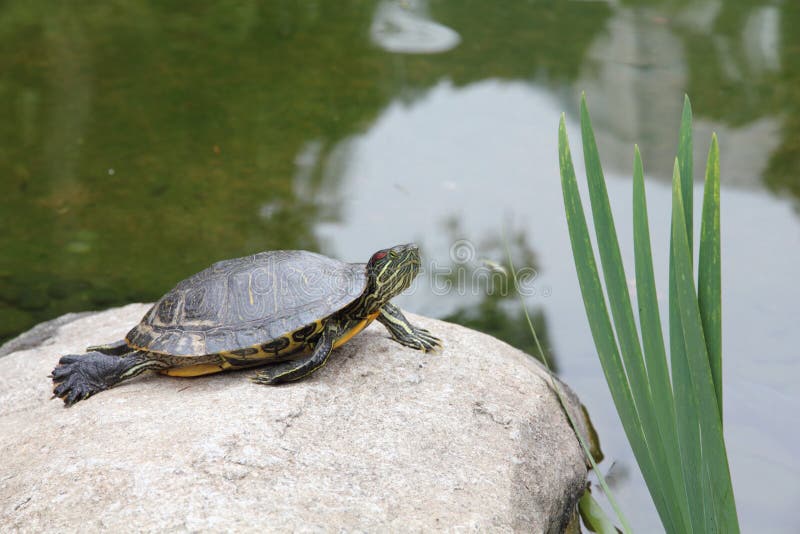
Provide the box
[1,1,797,531]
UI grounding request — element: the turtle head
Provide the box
[365,243,421,305]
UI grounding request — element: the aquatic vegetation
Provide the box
[558,95,738,533]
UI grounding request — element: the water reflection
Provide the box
[370,0,460,54]
[307,80,566,318]
[573,3,783,189]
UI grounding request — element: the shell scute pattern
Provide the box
[183,286,212,321]
[229,347,259,358]
[261,336,291,353]
[155,296,181,325]
[291,323,318,342]
[126,251,367,357]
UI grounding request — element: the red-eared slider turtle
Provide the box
[51,244,440,406]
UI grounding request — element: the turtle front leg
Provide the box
[86,339,130,356]
[378,303,441,352]
[251,327,336,385]
[51,351,167,406]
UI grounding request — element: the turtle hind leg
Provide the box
[51,351,167,406]
[251,328,335,385]
[86,339,130,356]
[378,303,442,352]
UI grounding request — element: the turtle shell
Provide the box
[126,251,367,356]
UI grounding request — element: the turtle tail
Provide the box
[50,351,167,406]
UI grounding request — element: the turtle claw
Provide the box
[51,355,104,406]
[392,326,442,353]
[51,359,79,380]
[250,370,284,386]
[250,372,279,386]
[250,361,302,385]
[414,327,443,353]
[65,388,83,406]
[56,354,82,365]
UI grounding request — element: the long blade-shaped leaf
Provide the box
[679,95,693,253]
[579,96,678,532]
[632,147,690,532]
[698,134,722,418]
[675,103,706,532]
[669,160,706,533]
[671,163,740,533]
[559,115,656,533]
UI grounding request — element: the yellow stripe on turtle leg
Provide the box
[377,303,442,352]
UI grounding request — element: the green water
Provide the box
[2,1,798,531]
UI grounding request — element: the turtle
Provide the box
[51,243,440,406]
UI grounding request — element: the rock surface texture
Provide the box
[0,304,589,532]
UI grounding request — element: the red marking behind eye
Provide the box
[372,251,387,261]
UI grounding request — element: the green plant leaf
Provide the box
[579,96,680,532]
[671,162,740,532]
[561,107,675,532]
[679,95,693,253]
[560,95,738,534]
[559,115,651,534]
[669,160,706,533]
[698,134,722,417]
[632,147,690,531]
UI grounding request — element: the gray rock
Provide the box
[0,304,591,532]
[0,311,93,357]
